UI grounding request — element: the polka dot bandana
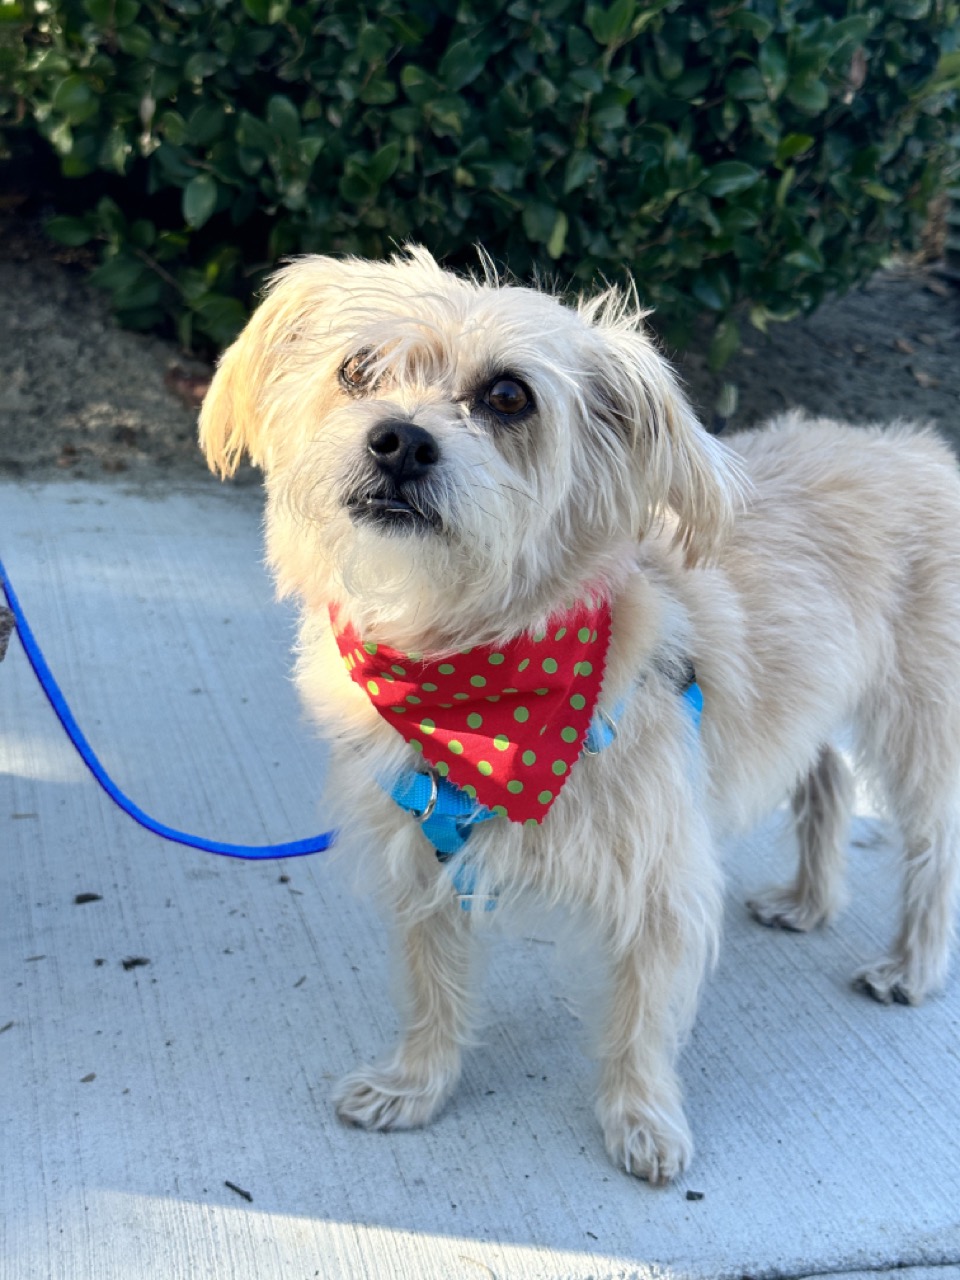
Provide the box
[331,601,613,824]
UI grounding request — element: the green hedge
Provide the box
[3,0,959,363]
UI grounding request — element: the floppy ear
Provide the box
[199,257,341,478]
[581,289,747,566]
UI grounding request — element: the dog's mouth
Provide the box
[345,488,443,534]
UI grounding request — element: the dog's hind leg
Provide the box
[851,597,960,1004]
[853,807,960,1005]
[748,744,853,932]
[333,896,472,1130]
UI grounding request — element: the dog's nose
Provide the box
[367,420,440,482]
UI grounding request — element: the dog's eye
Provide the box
[339,350,376,394]
[483,378,532,416]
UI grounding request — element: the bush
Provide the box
[3,0,959,363]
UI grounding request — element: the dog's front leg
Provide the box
[333,892,471,1131]
[595,921,696,1185]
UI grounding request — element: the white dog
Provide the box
[199,246,960,1183]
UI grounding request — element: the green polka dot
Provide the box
[522,750,537,766]
[561,726,578,743]
[485,695,501,703]
[390,705,405,714]
[363,642,378,655]
[575,661,593,677]
[438,663,455,675]
[514,706,530,723]
[507,779,524,794]
[477,760,493,776]
[552,760,568,776]
[366,680,379,695]
[503,687,518,695]
[449,740,464,755]
[493,734,510,752]
[554,627,567,641]
[453,692,469,701]
[381,672,395,682]
[570,693,586,710]
[406,694,421,705]
[492,805,508,818]
[459,646,474,655]
[542,657,558,675]
[436,761,449,777]
[591,630,598,643]
[532,629,546,643]
[538,789,553,805]
[535,688,549,696]
[391,664,406,676]
[467,712,483,729]
[419,718,436,735]
[462,783,477,799]
[422,681,438,692]
[488,652,505,665]
[408,651,423,662]
[410,740,423,753]
[577,627,590,643]
[518,658,530,672]
[439,702,453,709]
[470,674,487,688]
[525,817,539,828]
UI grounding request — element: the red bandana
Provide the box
[331,601,613,824]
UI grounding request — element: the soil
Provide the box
[1,214,958,485]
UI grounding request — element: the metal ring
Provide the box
[414,767,440,823]
[582,708,617,756]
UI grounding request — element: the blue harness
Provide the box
[390,675,703,909]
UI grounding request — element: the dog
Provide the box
[198,246,960,1183]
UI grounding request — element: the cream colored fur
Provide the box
[199,245,960,1184]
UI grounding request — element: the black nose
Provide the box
[366,419,440,482]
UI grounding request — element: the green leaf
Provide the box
[45,215,94,247]
[759,40,788,100]
[547,209,569,259]
[522,199,559,243]
[701,162,761,198]
[182,174,218,229]
[692,269,733,312]
[438,37,488,91]
[267,94,300,143]
[563,150,598,194]
[586,0,636,46]
[786,77,829,114]
[775,133,814,165]
[367,140,401,186]
[52,75,99,125]
[708,317,740,371]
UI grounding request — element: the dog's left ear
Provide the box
[581,291,746,565]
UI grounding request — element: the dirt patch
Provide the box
[1,220,957,483]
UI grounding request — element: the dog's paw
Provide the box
[333,1058,458,1131]
[747,885,827,933]
[852,958,925,1006]
[599,1103,693,1186]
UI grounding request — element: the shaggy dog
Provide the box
[199,246,960,1183]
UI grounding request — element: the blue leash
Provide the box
[0,555,335,861]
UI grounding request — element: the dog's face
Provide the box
[200,246,740,649]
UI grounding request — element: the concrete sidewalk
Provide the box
[2,479,959,1280]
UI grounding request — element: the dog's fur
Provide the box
[199,246,960,1183]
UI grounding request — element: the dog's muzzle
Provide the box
[345,418,443,533]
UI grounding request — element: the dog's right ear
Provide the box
[199,258,338,478]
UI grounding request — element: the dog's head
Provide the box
[200,246,742,648]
